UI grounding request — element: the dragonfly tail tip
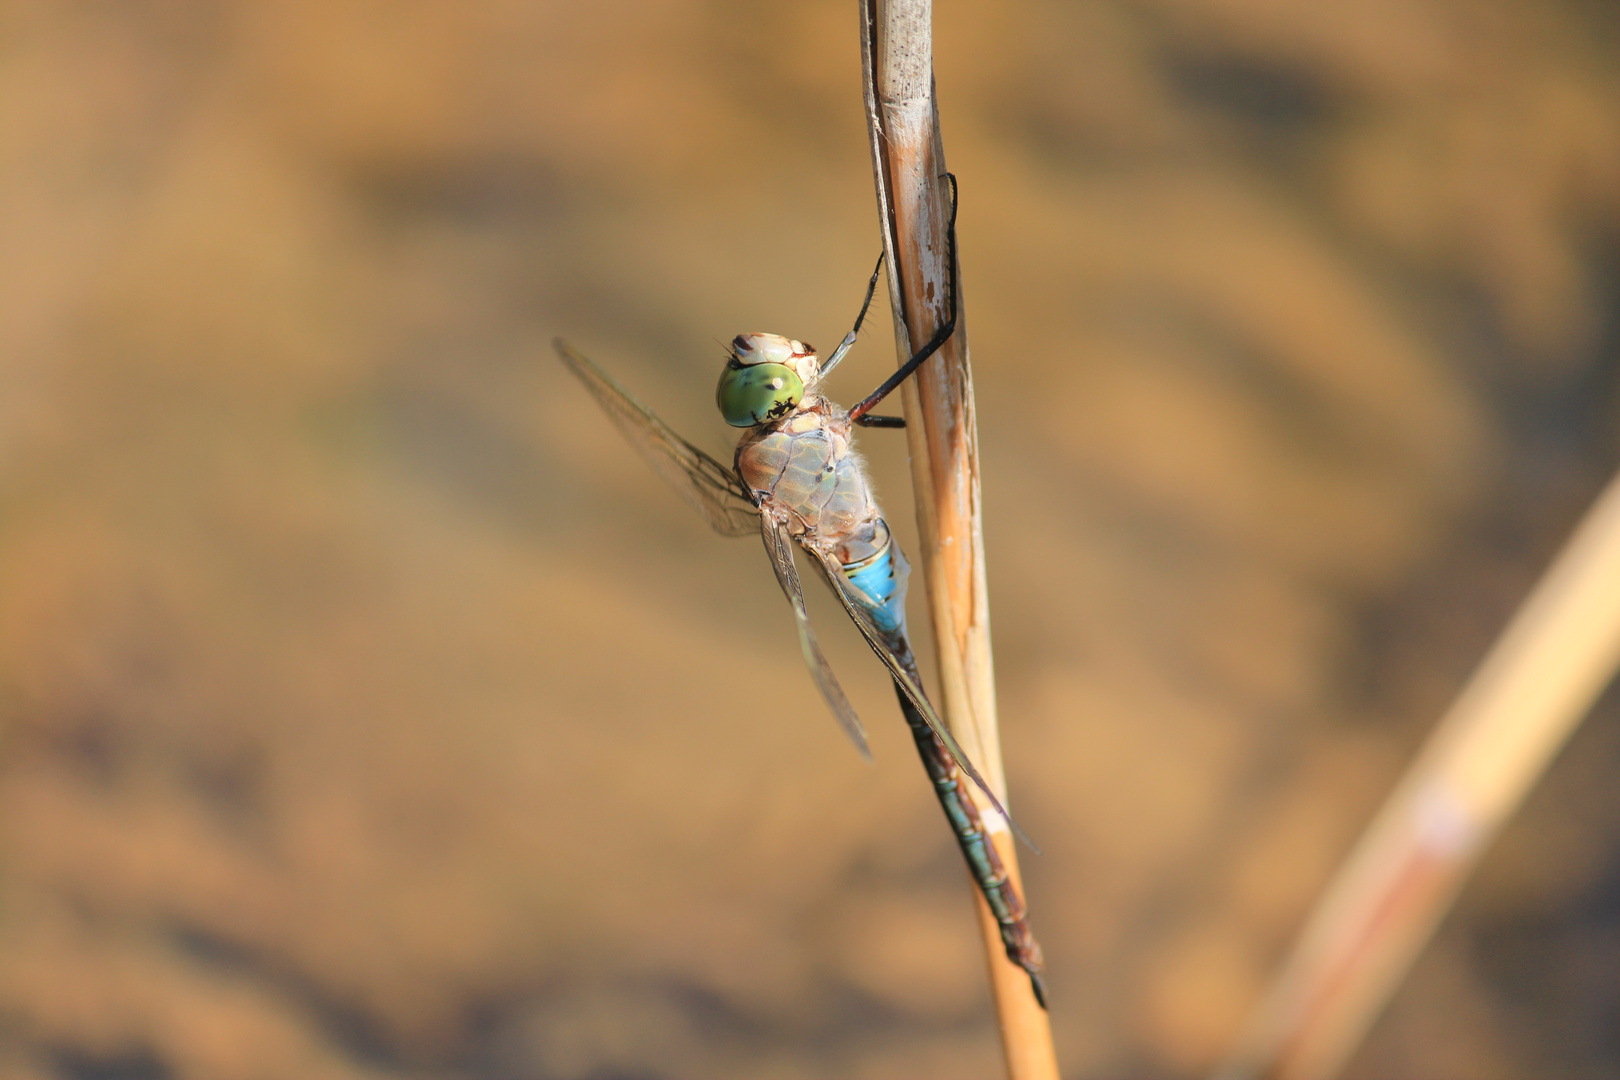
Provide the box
[1029,971,1049,1010]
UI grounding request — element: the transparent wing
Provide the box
[761,516,873,761]
[803,544,1035,849]
[555,338,760,537]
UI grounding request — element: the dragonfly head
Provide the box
[716,333,815,427]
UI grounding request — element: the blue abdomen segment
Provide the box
[841,527,909,638]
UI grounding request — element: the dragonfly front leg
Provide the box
[847,172,960,423]
[817,251,886,381]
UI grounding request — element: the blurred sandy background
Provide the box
[3,1,1620,1077]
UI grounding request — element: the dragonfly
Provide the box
[554,177,1046,1008]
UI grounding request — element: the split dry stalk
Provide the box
[1216,466,1620,1080]
[859,3,1059,1077]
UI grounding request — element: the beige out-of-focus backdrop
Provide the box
[4,1,1620,1078]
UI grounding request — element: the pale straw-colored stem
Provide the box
[1215,466,1620,1080]
[859,3,1059,1076]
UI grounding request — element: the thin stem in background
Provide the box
[1215,466,1620,1080]
[858,3,1059,1077]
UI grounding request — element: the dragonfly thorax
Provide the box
[734,401,888,568]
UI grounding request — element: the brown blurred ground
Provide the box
[3,1,1620,1078]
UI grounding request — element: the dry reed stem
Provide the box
[859,3,1058,1076]
[1216,467,1620,1080]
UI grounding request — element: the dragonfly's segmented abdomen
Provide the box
[889,642,1048,1007]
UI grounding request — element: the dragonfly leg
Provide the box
[847,172,959,423]
[853,414,905,429]
[818,251,886,380]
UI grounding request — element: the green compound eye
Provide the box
[716,360,804,427]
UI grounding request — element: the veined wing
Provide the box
[555,339,760,538]
[803,544,1035,850]
[761,516,872,761]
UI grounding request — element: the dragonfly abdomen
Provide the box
[890,645,1049,1008]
